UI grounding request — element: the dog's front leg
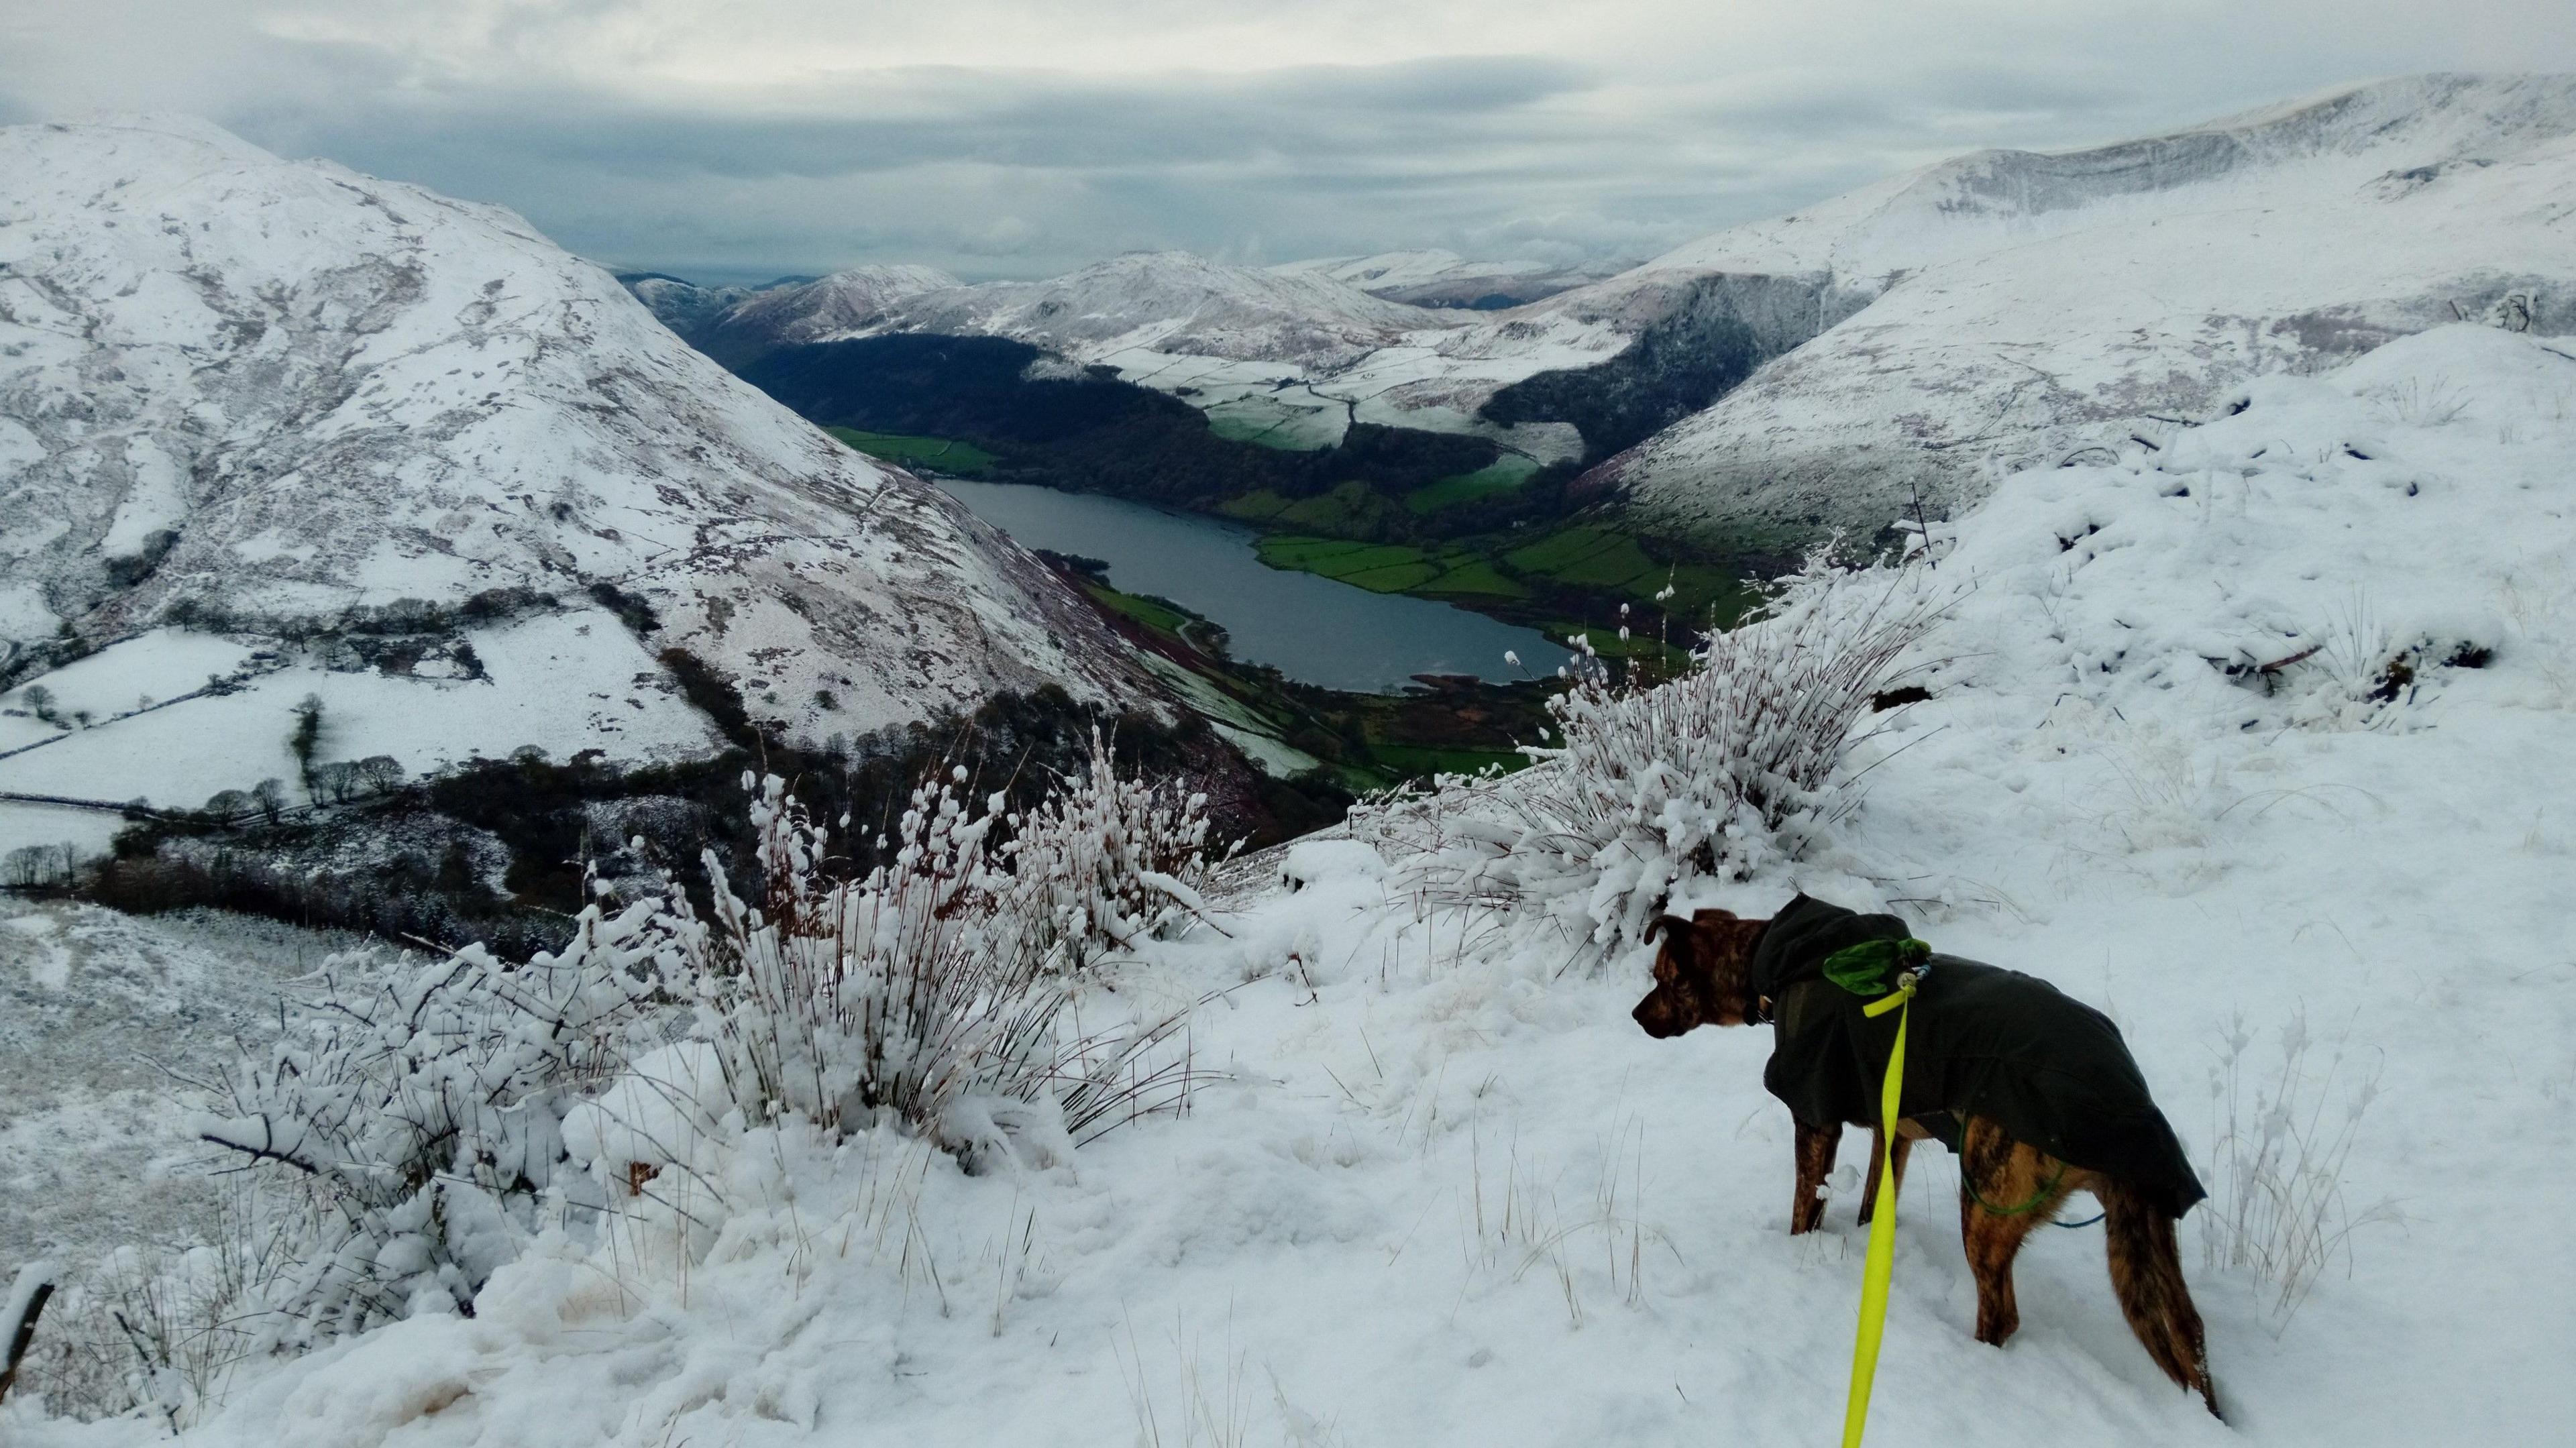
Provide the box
[1791,1119,1838,1234]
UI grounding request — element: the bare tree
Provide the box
[312,761,360,805]
[354,756,406,796]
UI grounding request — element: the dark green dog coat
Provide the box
[1752,895,2206,1217]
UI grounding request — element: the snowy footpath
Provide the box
[10,325,2575,1446]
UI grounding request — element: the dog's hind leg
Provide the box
[1957,1118,2081,1347]
[1856,1127,1914,1227]
[1791,1119,1839,1235]
[2098,1178,2220,1417]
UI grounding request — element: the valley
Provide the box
[742,333,1782,644]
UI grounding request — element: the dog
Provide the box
[1632,898,2218,1416]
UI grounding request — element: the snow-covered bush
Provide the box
[189,914,665,1341]
[994,726,1228,973]
[164,757,1214,1378]
[664,772,1204,1169]
[1360,551,1945,955]
[7,1193,288,1428]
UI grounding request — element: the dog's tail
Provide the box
[2099,1178,2220,1418]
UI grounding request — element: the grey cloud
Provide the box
[231,54,1594,182]
[5,3,2567,284]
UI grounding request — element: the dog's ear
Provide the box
[1646,914,1695,947]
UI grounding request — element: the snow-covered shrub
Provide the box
[189,914,665,1341]
[1360,551,1945,955]
[994,726,1228,973]
[2199,1013,2397,1326]
[661,773,1205,1169]
[9,1194,288,1428]
[172,759,1214,1368]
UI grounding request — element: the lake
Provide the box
[934,478,1572,693]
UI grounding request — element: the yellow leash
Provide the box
[1840,970,1918,1448]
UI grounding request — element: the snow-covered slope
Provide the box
[678,264,960,366]
[1267,249,1614,309]
[0,118,1149,824]
[1590,72,2576,535]
[684,250,1446,370]
[616,273,763,339]
[17,323,2573,1448]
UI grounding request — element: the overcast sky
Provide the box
[6,2,2571,283]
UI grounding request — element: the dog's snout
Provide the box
[1632,990,1674,1037]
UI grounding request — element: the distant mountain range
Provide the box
[629,73,2576,540]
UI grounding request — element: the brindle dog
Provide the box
[1633,907,2218,1416]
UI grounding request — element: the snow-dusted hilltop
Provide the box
[643,249,1445,371]
[1564,72,2576,533]
[1266,249,1615,309]
[672,264,961,367]
[0,119,1146,768]
[874,251,1446,368]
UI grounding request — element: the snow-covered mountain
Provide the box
[0,118,1149,831]
[641,250,1444,370]
[1582,72,2576,537]
[670,264,961,367]
[882,251,1450,370]
[1265,249,1616,309]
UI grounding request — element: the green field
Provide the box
[1505,526,1665,591]
[1255,538,1435,593]
[1084,583,1191,635]
[1412,559,1528,599]
[1220,481,1407,535]
[1255,537,1530,599]
[1404,455,1540,514]
[824,427,998,475]
[1497,526,1760,626]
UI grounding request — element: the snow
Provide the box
[0,611,718,816]
[0,897,416,1294]
[1269,249,1551,292]
[0,806,126,864]
[10,323,2573,1444]
[1263,251,1617,309]
[686,265,963,364]
[0,630,258,757]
